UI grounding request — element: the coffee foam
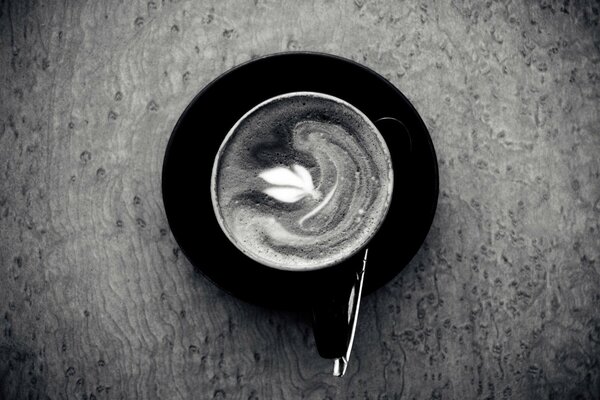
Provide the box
[211,92,393,271]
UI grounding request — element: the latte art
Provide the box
[211,92,393,271]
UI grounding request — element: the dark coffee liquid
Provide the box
[211,92,393,270]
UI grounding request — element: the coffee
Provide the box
[211,92,393,271]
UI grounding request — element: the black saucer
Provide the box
[162,52,438,309]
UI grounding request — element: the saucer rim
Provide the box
[161,51,439,308]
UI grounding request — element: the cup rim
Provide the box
[210,91,394,271]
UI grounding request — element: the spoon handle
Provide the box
[311,249,368,377]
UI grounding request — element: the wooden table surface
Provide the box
[1,0,599,399]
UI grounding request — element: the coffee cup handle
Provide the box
[311,249,368,377]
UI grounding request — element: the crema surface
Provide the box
[211,92,393,270]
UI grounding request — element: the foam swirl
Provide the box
[211,92,393,271]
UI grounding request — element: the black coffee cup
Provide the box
[162,52,438,376]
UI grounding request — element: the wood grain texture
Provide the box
[1,0,599,398]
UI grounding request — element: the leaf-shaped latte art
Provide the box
[259,164,320,203]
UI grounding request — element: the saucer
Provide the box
[162,52,438,309]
